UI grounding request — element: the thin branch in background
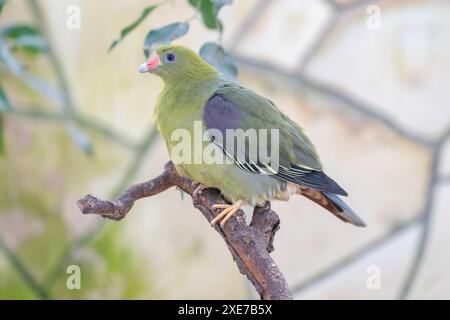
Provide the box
[74,113,138,151]
[398,153,438,299]
[399,130,450,299]
[322,0,338,11]
[234,55,435,148]
[0,236,49,299]
[227,0,272,52]
[110,125,159,197]
[26,0,93,152]
[297,13,338,71]
[437,176,450,184]
[300,0,381,70]
[229,0,444,297]
[300,76,435,148]
[235,54,449,299]
[41,219,103,289]
[334,0,380,12]
[298,0,362,71]
[27,0,74,116]
[291,215,421,294]
[1,108,137,151]
[1,108,66,121]
[0,38,64,105]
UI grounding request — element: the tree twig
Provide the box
[77,161,292,300]
[0,236,49,299]
[234,54,435,148]
[1,108,137,151]
[399,129,450,299]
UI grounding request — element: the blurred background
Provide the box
[1,0,449,299]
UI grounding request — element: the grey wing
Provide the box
[203,86,348,196]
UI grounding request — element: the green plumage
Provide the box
[152,47,283,204]
[144,45,365,226]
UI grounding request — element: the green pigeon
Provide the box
[139,45,366,228]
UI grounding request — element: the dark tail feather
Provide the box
[297,186,366,227]
[323,192,366,227]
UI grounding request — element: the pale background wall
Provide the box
[0,0,449,299]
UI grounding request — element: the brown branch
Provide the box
[77,161,292,300]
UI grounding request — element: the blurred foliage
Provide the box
[143,22,189,58]
[188,0,221,29]
[200,42,237,80]
[1,24,47,54]
[0,0,237,299]
[1,0,444,301]
[110,0,237,79]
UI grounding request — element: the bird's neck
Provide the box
[163,71,224,100]
[155,75,223,147]
[162,70,221,89]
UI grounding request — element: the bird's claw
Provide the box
[192,182,207,200]
[210,200,243,227]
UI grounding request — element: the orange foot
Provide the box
[210,200,243,227]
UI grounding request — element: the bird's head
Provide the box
[139,45,218,83]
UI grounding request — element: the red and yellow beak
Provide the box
[138,54,161,73]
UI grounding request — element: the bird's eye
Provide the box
[166,53,176,63]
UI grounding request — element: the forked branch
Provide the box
[77,161,292,300]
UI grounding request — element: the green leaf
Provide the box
[1,24,47,54]
[108,5,157,52]
[189,0,220,29]
[1,24,38,38]
[143,22,189,58]
[0,0,5,16]
[199,42,237,80]
[0,0,5,17]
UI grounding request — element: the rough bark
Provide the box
[77,161,293,300]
